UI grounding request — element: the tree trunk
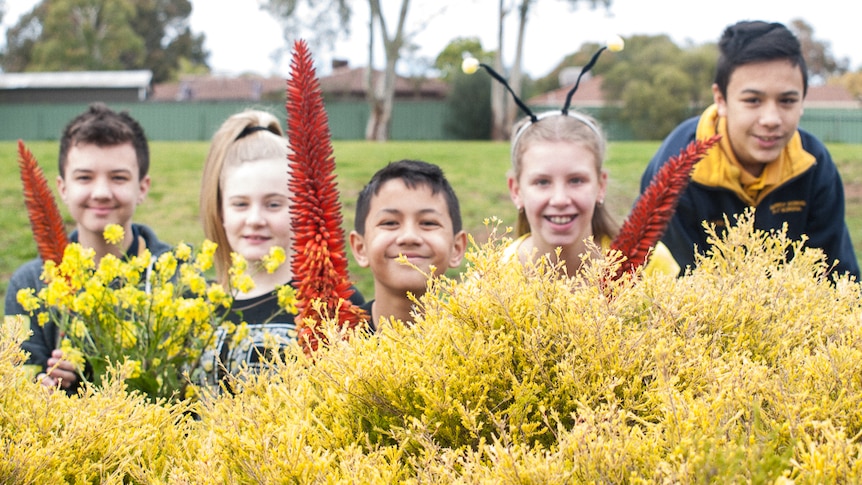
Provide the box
[506,0,530,134]
[365,0,409,141]
[366,55,397,141]
[490,0,508,141]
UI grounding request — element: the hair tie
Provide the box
[235,125,272,141]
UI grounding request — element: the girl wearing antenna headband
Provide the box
[464,35,679,277]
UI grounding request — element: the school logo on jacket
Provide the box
[769,200,806,215]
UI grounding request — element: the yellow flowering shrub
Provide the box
[3,210,862,483]
[0,317,198,483]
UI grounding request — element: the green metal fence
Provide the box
[1,101,860,143]
[0,100,450,141]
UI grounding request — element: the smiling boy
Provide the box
[349,160,467,328]
[5,103,172,391]
[639,20,859,279]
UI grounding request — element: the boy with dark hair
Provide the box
[5,102,172,391]
[349,159,467,328]
[639,20,859,278]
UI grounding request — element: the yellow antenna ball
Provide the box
[461,57,480,75]
[607,34,625,52]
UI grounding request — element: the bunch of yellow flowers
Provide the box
[15,224,291,401]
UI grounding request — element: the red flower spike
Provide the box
[609,134,721,280]
[18,140,69,265]
[285,40,368,354]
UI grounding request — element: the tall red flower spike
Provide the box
[18,139,69,265]
[609,134,721,280]
[285,39,368,354]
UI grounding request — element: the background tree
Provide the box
[1,0,207,82]
[489,0,611,141]
[437,37,493,139]
[790,18,848,83]
[434,36,484,82]
[261,0,351,68]
[832,70,862,101]
[444,69,492,140]
[127,0,207,83]
[364,0,408,141]
[600,34,715,139]
[1,3,47,72]
[265,0,447,141]
[528,40,608,98]
[31,0,145,72]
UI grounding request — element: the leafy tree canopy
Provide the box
[438,37,494,139]
[528,20,848,140]
[434,36,493,82]
[832,70,862,100]
[790,18,849,83]
[1,0,208,83]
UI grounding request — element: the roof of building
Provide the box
[0,70,153,89]
[804,84,860,108]
[527,76,860,109]
[319,66,448,99]
[526,75,606,108]
[150,74,285,101]
[150,67,448,102]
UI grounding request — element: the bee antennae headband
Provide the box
[461,35,624,157]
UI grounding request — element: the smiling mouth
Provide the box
[755,134,783,144]
[545,215,576,224]
[88,206,115,213]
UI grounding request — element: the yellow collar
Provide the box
[690,105,815,205]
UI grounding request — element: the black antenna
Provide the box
[562,46,606,115]
[478,63,537,123]
[463,36,622,123]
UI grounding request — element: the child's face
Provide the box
[220,158,293,264]
[350,179,466,298]
[58,142,149,242]
[713,59,805,175]
[509,140,606,256]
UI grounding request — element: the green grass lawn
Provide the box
[3,140,861,308]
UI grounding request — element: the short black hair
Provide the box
[58,102,150,179]
[354,159,462,235]
[714,20,808,98]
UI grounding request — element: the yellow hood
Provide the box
[690,105,815,206]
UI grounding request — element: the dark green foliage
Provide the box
[444,72,491,140]
[0,0,208,83]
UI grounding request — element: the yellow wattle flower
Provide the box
[206,283,230,308]
[155,252,179,282]
[103,224,125,245]
[59,339,84,371]
[196,240,218,271]
[180,265,207,296]
[277,284,298,314]
[175,242,192,261]
[232,273,255,294]
[123,359,142,379]
[229,252,248,275]
[263,246,287,274]
[16,288,40,313]
[69,318,88,339]
[95,254,123,281]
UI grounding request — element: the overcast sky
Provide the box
[2,0,859,78]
